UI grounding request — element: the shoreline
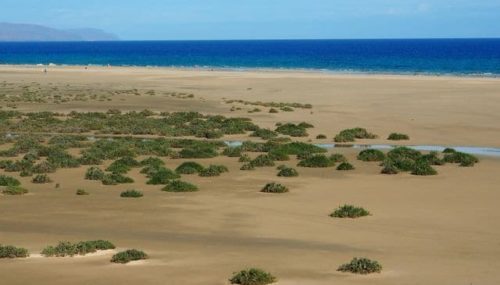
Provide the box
[1,64,500,80]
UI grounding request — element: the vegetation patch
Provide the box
[199,165,229,177]
[251,129,278,140]
[32,174,52,184]
[316,134,327,139]
[261,183,289,193]
[275,123,308,137]
[162,180,199,192]
[443,152,479,167]
[0,245,29,258]
[337,257,382,274]
[41,240,116,257]
[146,168,180,184]
[387,133,410,140]
[0,175,21,186]
[250,155,275,167]
[411,159,438,176]
[330,205,370,218]
[111,249,148,264]
[76,189,89,196]
[298,154,335,168]
[334,128,377,143]
[175,161,204,174]
[2,186,28,195]
[337,162,355,171]
[357,149,385,162]
[120,190,144,198]
[102,173,134,185]
[85,167,105,180]
[277,167,299,177]
[229,268,277,285]
[223,147,243,157]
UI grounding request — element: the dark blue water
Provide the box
[1,39,499,76]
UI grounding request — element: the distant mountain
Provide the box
[0,23,119,41]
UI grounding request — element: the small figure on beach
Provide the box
[43,68,47,74]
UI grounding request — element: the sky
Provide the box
[1,0,500,40]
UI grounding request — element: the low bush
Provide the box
[330,153,347,163]
[240,163,255,171]
[251,129,278,140]
[146,168,180,184]
[41,240,116,257]
[337,257,382,274]
[162,180,199,192]
[199,165,229,177]
[0,175,21,186]
[0,245,29,258]
[380,160,399,175]
[102,173,134,185]
[223,147,243,157]
[277,167,299,177]
[443,152,479,167]
[229,268,277,285]
[411,160,438,176]
[140,157,165,167]
[443,148,456,153]
[32,174,52,184]
[275,123,308,137]
[179,145,218,159]
[330,205,370,218]
[110,249,148,264]
[120,190,144,198]
[387,133,410,140]
[357,149,385,162]
[337,162,355,171]
[316,134,327,139]
[334,128,377,142]
[268,149,290,161]
[2,186,28,195]
[175,161,204,174]
[32,161,57,174]
[298,154,335,168]
[106,161,131,174]
[85,167,105,180]
[76,189,89,195]
[239,154,252,163]
[261,183,289,193]
[269,108,279,113]
[251,155,275,167]
[420,152,445,166]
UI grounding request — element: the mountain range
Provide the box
[0,23,119,41]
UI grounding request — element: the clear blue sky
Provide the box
[2,0,500,40]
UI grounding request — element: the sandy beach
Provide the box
[1,65,500,285]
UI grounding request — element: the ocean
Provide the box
[0,39,499,76]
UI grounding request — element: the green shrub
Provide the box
[357,149,385,162]
[162,180,199,192]
[223,147,243,157]
[102,173,134,185]
[41,240,115,257]
[110,249,148,264]
[334,128,377,142]
[76,189,89,195]
[316,134,327,139]
[140,157,165,167]
[32,161,57,174]
[330,205,370,218]
[329,153,347,163]
[0,245,29,258]
[147,168,180,184]
[105,162,131,174]
[199,165,229,177]
[337,257,382,274]
[275,123,308,137]
[387,133,410,140]
[251,129,278,140]
[268,149,290,161]
[443,148,456,153]
[179,145,218,159]
[229,268,277,285]
[280,106,294,112]
[380,160,399,175]
[337,162,355,171]
[277,167,299,177]
[411,160,438,176]
[175,161,204,174]
[443,152,479,167]
[420,152,445,166]
[32,174,52,184]
[298,122,314,129]
[120,190,144,198]
[85,167,105,180]
[261,183,289,193]
[387,147,421,161]
[251,155,275,167]
[2,186,28,195]
[298,154,335,168]
[239,154,252,163]
[269,108,279,113]
[240,163,255,171]
[0,175,21,186]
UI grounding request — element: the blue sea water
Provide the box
[0,39,499,76]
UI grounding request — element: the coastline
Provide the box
[2,63,500,81]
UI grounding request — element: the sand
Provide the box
[1,65,500,285]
